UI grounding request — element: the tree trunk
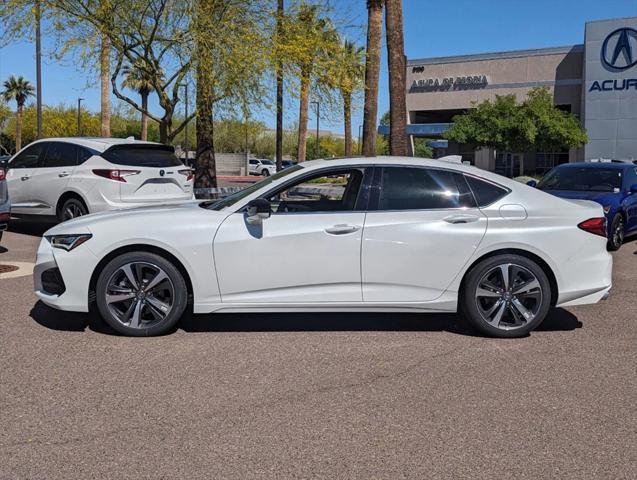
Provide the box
[100,33,111,137]
[15,104,23,152]
[275,0,284,171]
[296,71,310,162]
[385,0,408,156]
[362,0,383,157]
[140,91,149,141]
[343,92,352,157]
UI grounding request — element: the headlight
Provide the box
[45,234,92,251]
[602,205,611,214]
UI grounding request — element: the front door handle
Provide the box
[58,172,70,178]
[443,214,480,224]
[325,224,360,235]
[21,175,30,181]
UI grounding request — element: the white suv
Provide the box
[5,138,194,221]
[248,158,276,176]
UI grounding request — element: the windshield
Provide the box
[537,167,622,192]
[202,164,303,211]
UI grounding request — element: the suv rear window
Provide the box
[101,145,183,168]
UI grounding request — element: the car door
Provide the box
[248,159,259,175]
[26,141,78,215]
[5,142,47,213]
[623,166,637,233]
[213,166,371,303]
[362,166,487,302]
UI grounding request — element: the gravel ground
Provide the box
[1,224,635,479]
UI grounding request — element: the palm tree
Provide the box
[2,76,35,152]
[385,0,408,155]
[121,60,156,141]
[337,40,365,157]
[362,0,384,157]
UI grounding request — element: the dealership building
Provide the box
[387,16,637,177]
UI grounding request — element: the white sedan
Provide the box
[33,157,612,337]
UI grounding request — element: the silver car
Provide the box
[0,156,10,242]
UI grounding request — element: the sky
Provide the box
[1,0,637,136]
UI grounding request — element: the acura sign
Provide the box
[589,27,637,93]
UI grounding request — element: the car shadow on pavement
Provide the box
[29,301,581,337]
[8,218,57,237]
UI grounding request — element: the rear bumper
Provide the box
[555,246,613,307]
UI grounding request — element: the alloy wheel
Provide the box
[613,218,624,247]
[104,262,175,329]
[63,203,84,220]
[475,263,543,331]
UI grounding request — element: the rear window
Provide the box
[465,175,510,207]
[101,145,183,168]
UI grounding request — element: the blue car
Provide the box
[534,162,637,250]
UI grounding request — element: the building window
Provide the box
[535,152,570,175]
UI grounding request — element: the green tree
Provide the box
[445,87,587,153]
[2,76,36,152]
[335,39,364,157]
[121,59,158,141]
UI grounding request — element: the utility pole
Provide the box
[275,0,284,171]
[35,0,42,139]
[311,101,320,159]
[77,98,84,136]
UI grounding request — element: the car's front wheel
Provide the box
[461,254,552,338]
[95,252,188,336]
[607,214,624,251]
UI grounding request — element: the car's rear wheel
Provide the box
[461,254,552,338]
[607,214,624,251]
[95,252,188,336]
[59,197,87,222]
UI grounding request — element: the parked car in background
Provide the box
[34,156,612,338]
[281,160,296,169]
[534,162,637,250]
[248,158,276,176]
[5,138,194,222]
[0,162,9,242]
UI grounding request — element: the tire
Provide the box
[58,197,88,222]
[261,169,270,177]
[460,254,552,338]
[95,252,188,336]
[607,214,624,251]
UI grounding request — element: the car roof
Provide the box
[556,162,631,170]
[26,137,161,153]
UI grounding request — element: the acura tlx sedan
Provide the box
[33,157,613,338]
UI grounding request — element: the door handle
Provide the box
[443,214,480,224]
[58,172,70,178]
[21,175,30,181]
[325,224,360,235]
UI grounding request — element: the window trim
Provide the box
[369,164,482,212]
[235,165,374,215]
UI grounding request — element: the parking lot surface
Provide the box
[1,223,636,479]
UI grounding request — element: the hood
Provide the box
[45,201,221,235]
[540,189,618,205]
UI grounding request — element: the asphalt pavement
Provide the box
[1,223,635,479]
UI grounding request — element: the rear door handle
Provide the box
[21,175,30,181]
[325,224,360,235]
[443,214,480,224]
[58,172,70,178]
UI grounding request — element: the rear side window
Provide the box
[42,142,77,168]
[465,175,509,206]
[10,143,46,168]
[101,145,183,168]
[376,167,476,210]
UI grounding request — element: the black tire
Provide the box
[607,214,624,251]
[460,254,552,338]
[95,252,188,336]
[261,169,270,177]
[58,197,88,222]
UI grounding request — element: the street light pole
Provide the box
[77,98,84,136]
[311,101,320,159]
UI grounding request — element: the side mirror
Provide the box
[630,183,637,194]
[246,198,271,225]
[526,180,537,188]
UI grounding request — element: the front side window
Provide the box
[376,167,476,210]
[537,167,622,192]
[265,168,367,213]
[9,143,47,169]
[42,142,77,168]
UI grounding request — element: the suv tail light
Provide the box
[578,217,607,238]
[0,212,9,222]
[178,169,194,181]
[0,168,5,181]
[92,169,140,182]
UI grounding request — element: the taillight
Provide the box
[178,169,194,181]
[0,168,5,181]
[92,169,140,182]
[0,212,9,222]
[578,217,607,237]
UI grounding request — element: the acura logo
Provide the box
[601,27,637,71]
[159,169,165,177]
